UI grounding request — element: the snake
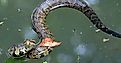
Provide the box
[8,0,121,59]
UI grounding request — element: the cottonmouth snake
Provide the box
[8,0,121,59]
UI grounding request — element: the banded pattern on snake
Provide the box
[32,0,121,38]
[8,0,121,59]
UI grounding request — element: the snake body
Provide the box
[32,0,121,38]
[8,0,121,59]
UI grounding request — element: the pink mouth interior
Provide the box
[39,37,62,47]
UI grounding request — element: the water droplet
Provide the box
[103,38,109,43]
[89,25,92,28]
[43,61,48,63]
[72,29,76,32]
[6,28,9,30]
[0,21,4,25]
[80,32,83,35]
[18,29,22,32]
[95,29,100,32]
[17,8,21,13]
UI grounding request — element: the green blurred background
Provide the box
[0,0,121,63]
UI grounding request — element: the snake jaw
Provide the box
[39,37,62,47]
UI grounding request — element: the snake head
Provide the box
[8,39,36,58]
[8,44,26,58]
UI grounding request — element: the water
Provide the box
[0,0,121,63]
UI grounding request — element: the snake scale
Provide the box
[8,0,121,59]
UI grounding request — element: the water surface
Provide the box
[0,0,121,63]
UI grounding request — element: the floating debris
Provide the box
[103,38,110,43]
[79,32,83,35]
[93,25,96,27]
[72,29,76,32]
[43,61,48,63]
[89,25,92,28]
[7,28,9,30]
[77,55,80,61]
[95,29,100,33]
[17,8,21,13]
[18,28,22,32]
[76,55,80,63]
[0,21,4,25]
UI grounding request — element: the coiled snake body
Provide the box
[8,0,121,59]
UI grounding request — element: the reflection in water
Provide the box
[70,31,87,55]
[74,43,97,58]
[84,0,99,5]
[0,0,8,6]
[75,44,86,55]
[71,31,98,63]
[71,31,96,58]
[70,31,83,46]
[23,27,37,39]
[57,53,73,63]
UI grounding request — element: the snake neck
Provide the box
[31,0,121,38]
